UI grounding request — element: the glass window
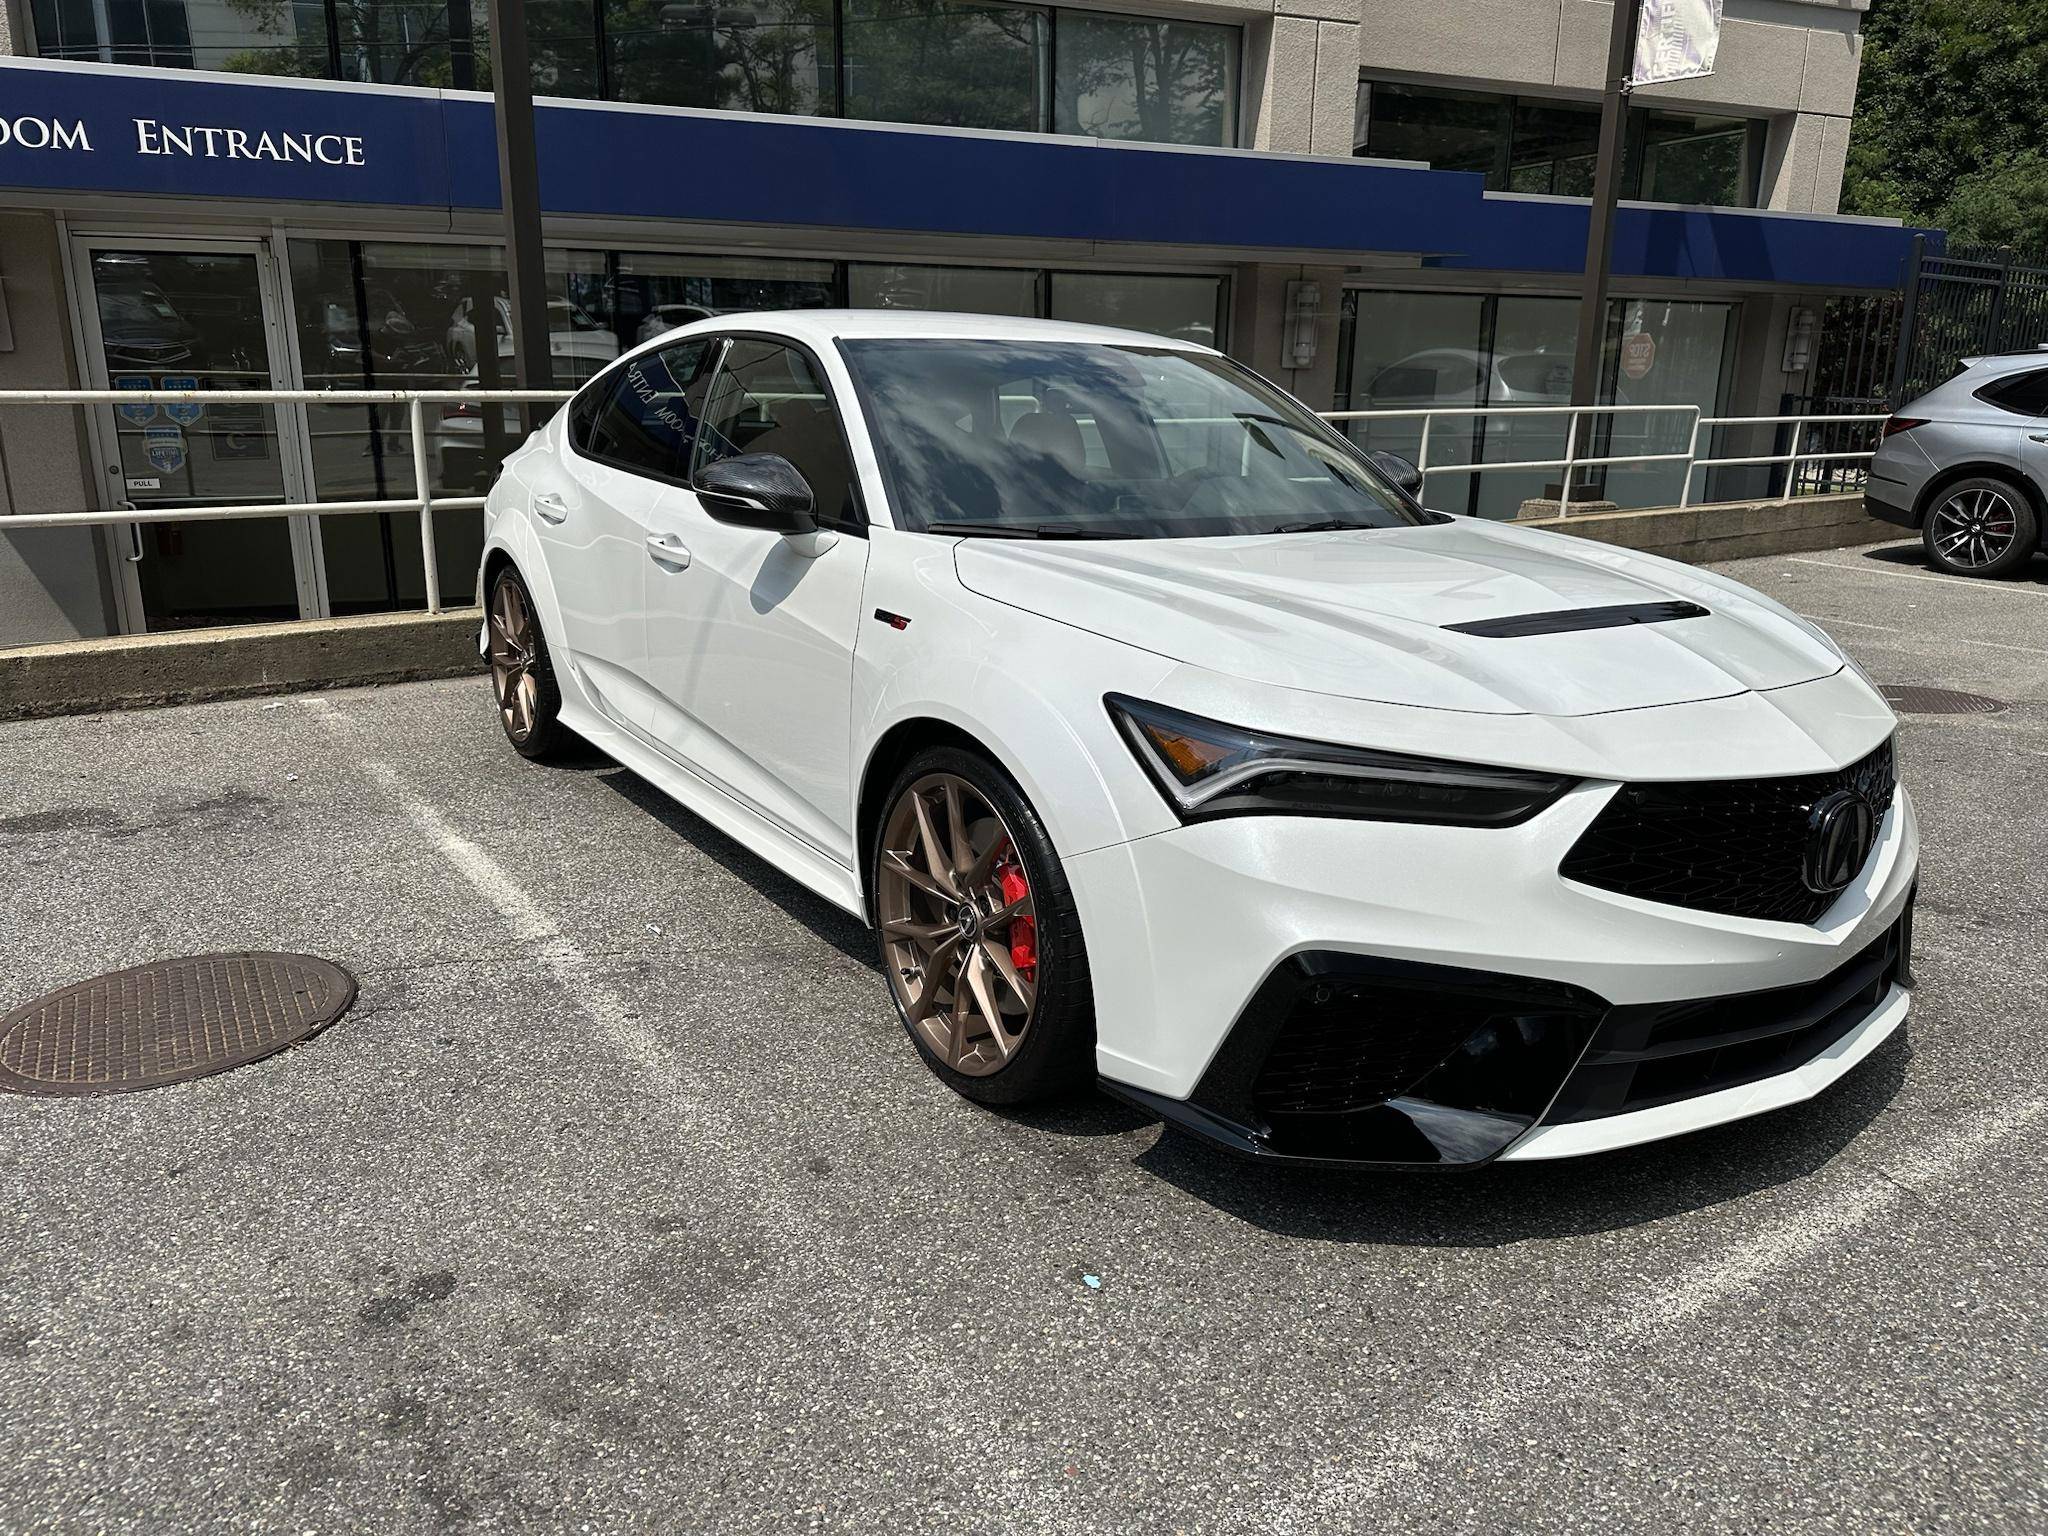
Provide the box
[848,263,1038,316]
[1628,110,1762,207]
[32,0,331,72]
[1053,12,1235,146]
[602,252,835,354]
[1356,82,1510,181]
[840,338,1428,537]
[605,0,832,114]
[1976,369,2048,417]
[1356,81,1760,208]
[580,340,714,477]
[335,0,478,86]
[1048,271,1222,347]
[695,340,861,527]
[1336,289,1731,518]
[842,0,1047,131]
[1507,100,1600,197]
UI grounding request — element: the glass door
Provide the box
[73,241,317,631]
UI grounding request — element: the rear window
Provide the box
[1973,367,2048,417]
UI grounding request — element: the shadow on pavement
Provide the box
[1855,539,2048,585]
[583,758,879,972]
[1121,1028,1912,1246]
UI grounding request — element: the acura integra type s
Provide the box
[475,313,1918,1168]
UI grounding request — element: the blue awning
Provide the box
[0,58,1933,290]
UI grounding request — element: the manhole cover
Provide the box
[1881,685,2008,716]
[0,952,356,1097]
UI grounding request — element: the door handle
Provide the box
[2028,432,2048,444]
[646,532,691,569]
[533,491,569,524]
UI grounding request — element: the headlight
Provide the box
[1106,695,1577,827]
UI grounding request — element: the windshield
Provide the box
[839,339,1443,538]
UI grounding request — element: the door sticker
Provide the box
[124,476,163,491]
[143,426,187,475]
[161,376,203,426]
[115,376,156,424]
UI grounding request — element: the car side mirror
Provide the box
[1366,450,1425,500]
[693,453,818,536]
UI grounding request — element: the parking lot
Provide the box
[1,537,2043,1534]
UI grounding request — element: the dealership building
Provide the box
[0,0,1919,644]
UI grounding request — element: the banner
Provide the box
[1632,0,1723,85]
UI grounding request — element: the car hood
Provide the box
[952,519,1844,717]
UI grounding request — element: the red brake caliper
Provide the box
[992,841,1037,982]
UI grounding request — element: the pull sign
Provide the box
[125,476,163,491]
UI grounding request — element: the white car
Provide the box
[477,313,1918,1168]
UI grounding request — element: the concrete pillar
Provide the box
[1759,112,1851,215]
[1241,9,1360,155]
[1230,262,1347,408]
[0,213,115,645]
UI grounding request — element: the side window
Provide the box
[694,339,861,528]
[579,339,711,478]
[1976,368,2048,418]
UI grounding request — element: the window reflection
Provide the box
[843,0,1046,131]
[1053,12,1235,146]
[605,0,832,113]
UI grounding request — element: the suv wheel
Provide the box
[1923,475,2039,578]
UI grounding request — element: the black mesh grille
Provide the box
[1545,910,1909,1124]
[1560,738,1895,924]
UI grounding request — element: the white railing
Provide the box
[0,390,1887,622]
[1322,402,1887,514]
[0,388,571,613]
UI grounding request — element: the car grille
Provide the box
[1559,738,1895,924]
[1543,906,1911,1124]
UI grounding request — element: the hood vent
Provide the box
[1443,601,1710,639]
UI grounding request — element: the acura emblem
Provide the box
[1802,790,1878,895]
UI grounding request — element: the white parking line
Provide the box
[1264,1095,2048,1532]
[1801,612,2048,657]
[1788,556,2048,596]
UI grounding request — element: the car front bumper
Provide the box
[1069,778,1919,1167]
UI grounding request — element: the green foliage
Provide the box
[1843,0,2048,252]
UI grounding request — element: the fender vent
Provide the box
[1444,601,1709,638]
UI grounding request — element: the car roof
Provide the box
[662,308,1220,354]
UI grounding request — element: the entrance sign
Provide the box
[143,426,186,475]
[115,375,155,423]
[161,378,203,425]
[1633,0,1722,86]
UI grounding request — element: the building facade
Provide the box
[0,0,1912,645]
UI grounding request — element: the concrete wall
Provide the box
[1354,0,1866,212]
[1240,6,1360,155]
[0,212,113,646]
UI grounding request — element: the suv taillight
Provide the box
[1880,416,1928,440]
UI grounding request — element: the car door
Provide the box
[521,338,713,727]
[640,335,873,868]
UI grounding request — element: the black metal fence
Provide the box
[1890,239,2048,404]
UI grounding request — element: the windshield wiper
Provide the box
[1267,518,1381,534]
[923,521,1123,540]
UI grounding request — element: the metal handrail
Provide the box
[1321,402,1701,507]
[0,389,1887,625]
[0,387,573,614]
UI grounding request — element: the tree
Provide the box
[1843,0,2048,253]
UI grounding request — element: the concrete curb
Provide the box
[0,607,485,721]
[1526,492,1893,562]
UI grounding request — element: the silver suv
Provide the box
[1867,351,2048,577]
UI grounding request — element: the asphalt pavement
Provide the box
[0,538,2043,1534]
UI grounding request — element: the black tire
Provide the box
[872,745,1095,1106]
[486,564,568,760]
[1921,474,2040,578]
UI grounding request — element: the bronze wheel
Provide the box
[877,771,1041,1077]
[486,566,565,758]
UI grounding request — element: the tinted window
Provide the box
[840,339,1435,537]
[577,340,712,477]
[695,340,861,528]
[1052,13,1236,146]
[1976,368,2048,417]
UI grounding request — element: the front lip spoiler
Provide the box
[1097,1078,1532,1173]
